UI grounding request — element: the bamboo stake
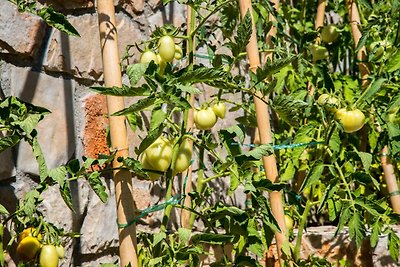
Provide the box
[181,5,195,229]
[239,1,286,265]
[381,147,400,213]
[96,2,138,266]
[346,0,400,214]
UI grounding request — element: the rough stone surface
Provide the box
[44,13,144,81]
[0,1,46,56]
[10,67,75,175]
[82,94,109,158]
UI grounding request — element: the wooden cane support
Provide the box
[181,5,196,229]
[96,1,138,266]
[346,0,400,214]
[239,1,286,265]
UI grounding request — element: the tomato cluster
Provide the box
[140,136,192,181]
[317,93,366,133]
[194,102,226,130]
[140,35,182,66]
[16,227,64,267]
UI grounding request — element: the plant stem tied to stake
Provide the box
[238,0,287,265]
[96,1,138,266]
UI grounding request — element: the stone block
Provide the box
[0,145,16,180]
[0,1,46,56]
[10,67,75,175]
[44,13,144,81]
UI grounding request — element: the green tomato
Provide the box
[39,245,59,267]
[194,107,217,130]
[310,44,329,61]
[212,102,227,119]
[173,139,192,174]
[317,94,339,112]
[158,35,176,62]
[284,215,294,231]
[335,108,365,133]
[16,236,41,261]
[368,41,385,61]
[321,24,340,43]
[145,136,173,172]
[140,153,162,181]
[55,245,65,259]
[140,50,158,64]
[174,44,183,60]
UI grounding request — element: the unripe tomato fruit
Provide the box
[284,215,294,231]
[212,102,227,119]
[310,44,329,61]
[18,227,42,243]
[39,245,59,267]
[194,107,217,130]
[158,35,176,62]
[55,245,65,259]
[16,236,41,261]
[140,152,162,181]
[174,44,183,60]
[317,94,339,112]
[335,108,365,133]
[368,41,385,61]
[145,136,173,172]
[173,139,192,174]
[140,50,158,64]
[321,24,340,43]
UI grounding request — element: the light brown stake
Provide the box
[346,0,400,214]
[181,5,195,229]
[239,0,286,265]
[96,1,138,266]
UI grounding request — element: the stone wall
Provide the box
[0,1,399,266]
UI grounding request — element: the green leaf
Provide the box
[31,137,48,182]
[164,95,191,109]
[0,204,9,215]
[0,135,20,153]
[328,127,341,154]
[87,171,108,203]
[23,190,41,216]
[59,183,74,211]
[229,164,240,193]
[121,157,149,180]
[270,94,308,127]
[37,7,80,36]
[299,163,324,193]
[48,166,67,187]
[235,143,273,164]
[153,232,166,247]
[177,67,227,85]
[370,219,381,248]
[388,94,400,113]
[135,127,163,156]
[90,85,149,97]
[357,78,385,105]
[280,160,295,182]
[126,64,148,86]
[113,97,156,116]
[388,229,400,260]
[385,49,400,72]
[149,106,166,131]
[355,30,369,53]
[253,56,295,83]
[355,151,372,172]
[176,84,201,94]
[191,233,234,244]
[178,228,191,244]
[230,10,252,57]
[252,179,286,192]
[348,212,365,248]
